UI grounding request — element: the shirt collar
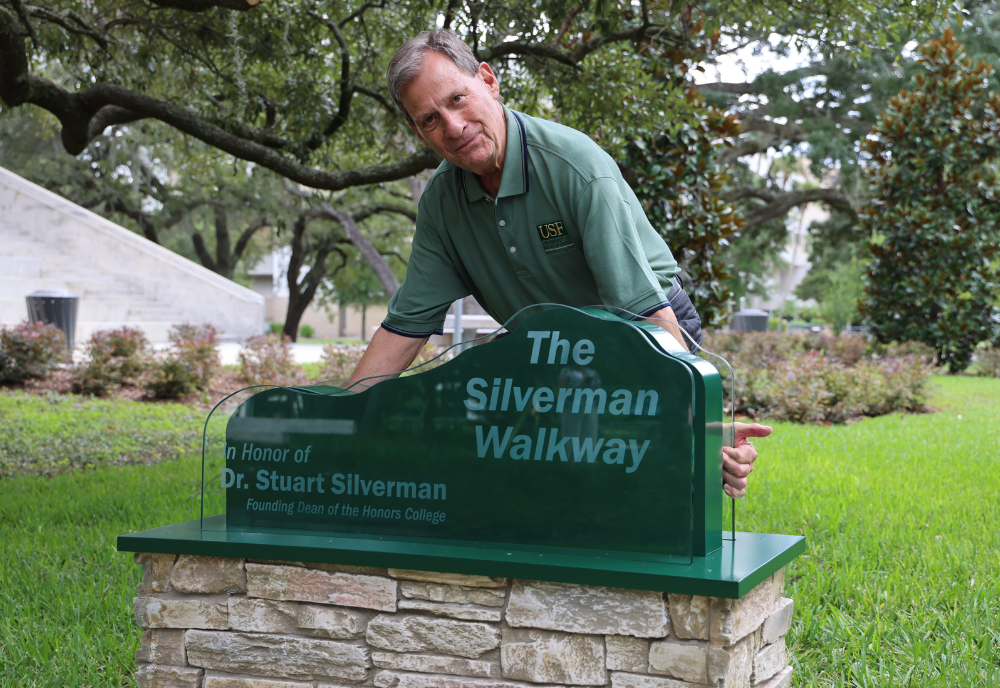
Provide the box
[459,105,530,203]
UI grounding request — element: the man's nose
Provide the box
[441,112,465,139]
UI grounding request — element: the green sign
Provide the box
[221,307,724,561]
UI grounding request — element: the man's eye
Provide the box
[453,95,462,103]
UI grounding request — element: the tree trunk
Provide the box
[213,205,234,280]
[361,306,367,342]
[320,202,401,294]
[283,215,308,342]
[339,300,347,338]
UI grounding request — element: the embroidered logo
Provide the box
[536,221,576,255]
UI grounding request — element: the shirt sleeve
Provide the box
[574,176,670,319]
[382,205,471,337]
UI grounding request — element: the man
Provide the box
[351,29,768,498]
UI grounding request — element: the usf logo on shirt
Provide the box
[536,221,576,255]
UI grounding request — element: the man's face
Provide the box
[401,51,506,176]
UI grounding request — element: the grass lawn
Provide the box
[1,376,999,686]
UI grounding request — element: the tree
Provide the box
[859,29,1000,371]
[620,26,744,328]
[0,0,954,322]
[0,0,950,195]
[276,184,415,341]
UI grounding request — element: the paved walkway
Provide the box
[216,342,330,366]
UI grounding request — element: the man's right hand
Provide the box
[348,327,429,388]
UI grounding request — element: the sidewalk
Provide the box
[216,342,331,366]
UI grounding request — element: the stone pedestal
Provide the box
[131,554,794,688]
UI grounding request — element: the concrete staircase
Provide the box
[0,166,264,343]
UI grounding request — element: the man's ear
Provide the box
[478,62,500,99]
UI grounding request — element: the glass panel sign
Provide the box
[215,307,722,561]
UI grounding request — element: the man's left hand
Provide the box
[722,422,772,498]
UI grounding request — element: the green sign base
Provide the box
[118,516,803,599]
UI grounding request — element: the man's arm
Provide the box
[349,327,428,388]
[641,306,688,352]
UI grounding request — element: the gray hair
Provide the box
[386,29,485,123]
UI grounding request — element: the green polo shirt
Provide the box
[382,105,679,337]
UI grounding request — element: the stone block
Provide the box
[771,569,785,601]
[134,664,203,688]
[398,599,503,622]
[753,638,787,685]
[710,577,773,645]
[134,595,228,630]
[374,670,564,688]
[372,651,501,678]
[203,673,313,688]
[246,563,397,611]
[648,640,708,684]
[760,598,793,646]
[501,627,606,685]
[134,552,176,594]
[506,581,668,638]
[401,581,506,607]
[606,635,649,673]
[667,595,709,640]
[366,614,500,658]
[135,628,186,665]
[708,633,755,688]
[228,597,369,639]
[308,562,389,576]
[388,569,507,588]
[754,665,792,688]
[297,601,371,639]
[609,672,700,688]
[185,630,369,682]
[171,555,247,594]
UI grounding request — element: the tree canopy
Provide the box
[1,0,951,192]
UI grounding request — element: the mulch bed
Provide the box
[6,368,253,410]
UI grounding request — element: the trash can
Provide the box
[732,308,769,333]
[25,290,79,349]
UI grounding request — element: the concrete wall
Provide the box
[0,166,264,343]
[263,296,389,341]
[130,554,794,688]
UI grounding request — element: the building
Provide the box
[0,166,264,344]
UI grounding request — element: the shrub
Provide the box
[318,343,457,386]
[0,321,66,383]
[701,329,935,423]
[803,332,867,366]
[146,357,201,400]
[268,322,283,335]
[168,323,219,389]
[974,346,1000,378]
[883,340,937,365]
[74,327,151,395]
[868,355,934,414]
[239,334,300,386]
[144,323,221,399]
[319,344,366,383]
[299,324,315,339]
[409,344,458,372]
